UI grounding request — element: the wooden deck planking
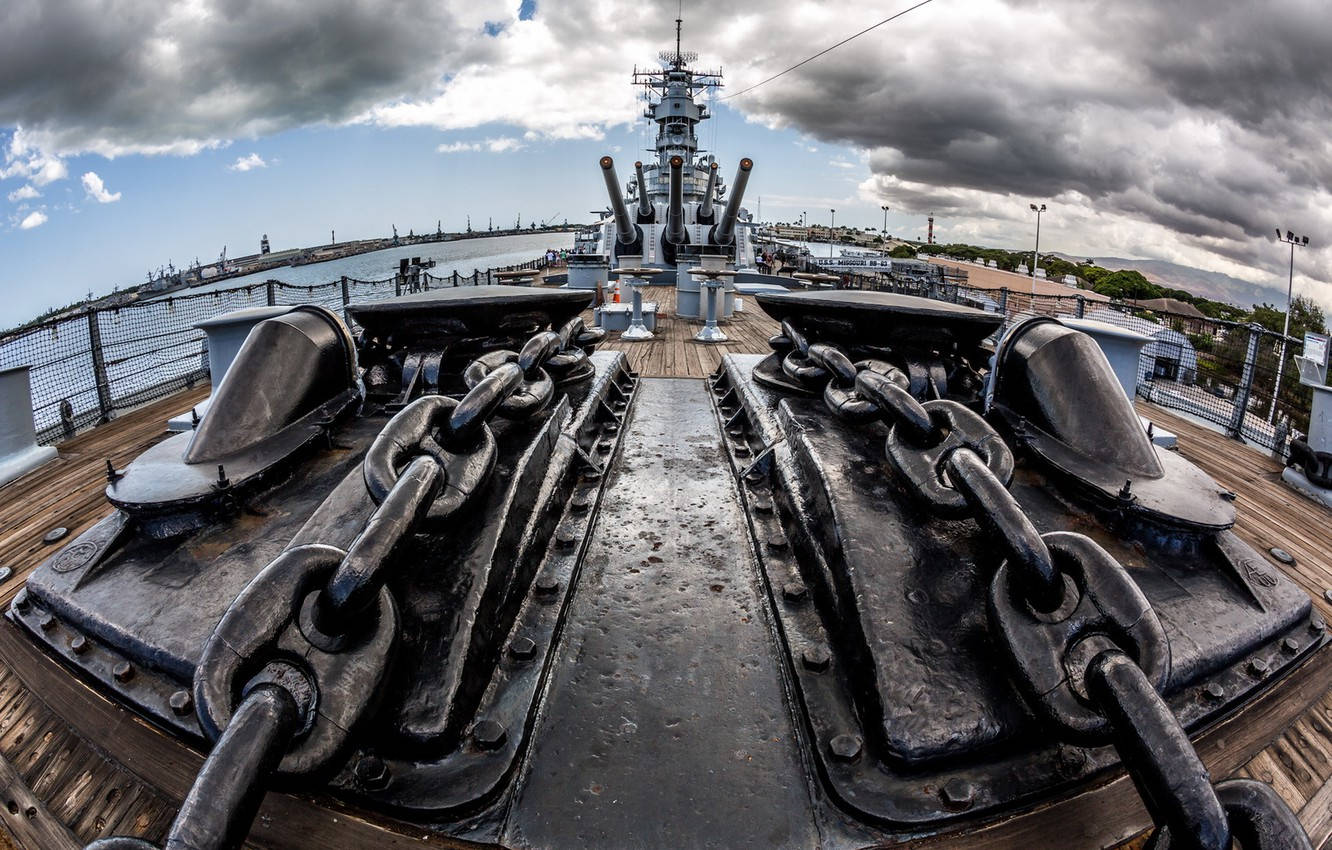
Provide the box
[4,308,1332,846]
[586,285,779,378]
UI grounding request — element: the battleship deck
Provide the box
[3,299,1332,848]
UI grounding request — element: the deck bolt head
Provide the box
[570,495,592,515]
[603,422,619,435]
[1324,589,1332,605]
[802,645,831,672]
[69,634,88,655]
[0,566,11,584]
[509,636,537,662]
[782,582,808,604]
[1311,616,1326,633]
[354,755,390,790]
[1268,547,1296,566]
[1203,682,1225,701]
[753,497,773,514]
[535,576,561,597]
[42,527,69,545]
[733,446,751,458]
[1282,637,1300,654]
[556,529,578,550]
[942,778,976,810]
[596,441,613,455]
[39,614,57,632]
[767,534,788,552]
[169,690,194,716]
[828,734,862,763]
[472,719,507,751]
[12,588,30,613]
[113,661,135,683]
[1247,658,1269,677]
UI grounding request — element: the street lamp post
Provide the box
[881,205,890,239]
[801,211,807,252]
[1269,229,1311,423]
[829,209,836,259]
[1029,203,1046,297]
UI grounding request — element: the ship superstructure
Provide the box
[588,19,756,270]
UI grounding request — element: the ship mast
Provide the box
[632,17,722,204]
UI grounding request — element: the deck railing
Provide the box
[799,260,1309,456]
[0,258,548,446]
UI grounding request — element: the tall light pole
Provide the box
[881,205,890,239]
[1269,229,1310,423]
[801,211,807,251]
[829,208,836,258]
[1029,203,1046,296]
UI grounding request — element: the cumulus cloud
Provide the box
[229,153,267,172]
[1,0,1330,304]
[18,210,46,229]
[722,0,1332,304]
[7,184,39,202]
[81,171,120,202]
[437,136,525,153]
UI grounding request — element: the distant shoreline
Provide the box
[3,225,582,337]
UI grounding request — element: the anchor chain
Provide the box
[794,325,1310,850]
[88,326,593,850]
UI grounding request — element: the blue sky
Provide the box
[0,109,880,327]
[3,0,1330,329]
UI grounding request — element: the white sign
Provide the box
[1306,333,1329,368]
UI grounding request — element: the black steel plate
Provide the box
[347,286,592,343]
[754,290,1001,348]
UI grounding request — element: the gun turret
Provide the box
[634,161,654,223]
[599,156,642,256]
[696,162,720,224]
[664,155,689,249]
[710,158,753,247]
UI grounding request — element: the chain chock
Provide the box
[988,531,1170,741]
[363,394,497,522]
[886,399,1014,516]
[194,543,398,778]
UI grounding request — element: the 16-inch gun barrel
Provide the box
[634,161,654,222]
[664,155,688,247]
[600,156,640,248]
[711,158,753,246]
[697,161,720,224]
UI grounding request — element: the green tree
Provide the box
[889,244,917,258]
[1092,270,1162,300]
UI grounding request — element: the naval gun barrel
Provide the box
[599,156,641,250]
[697,162,720,224]
[711,158,753,247]
[634,161,654,222]
[664,155,689,247]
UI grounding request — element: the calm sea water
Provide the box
[176,230,575,296]
[5,231,575,440]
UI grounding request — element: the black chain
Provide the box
[793,322,1310,850]
[88,324,593,850]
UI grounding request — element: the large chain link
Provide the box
[89,323,595,850]
[794,321,1309,850]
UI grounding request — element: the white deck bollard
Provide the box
[0,366,58,487]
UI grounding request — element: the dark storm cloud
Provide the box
[734,0,1332,286]
[0,0,489,154]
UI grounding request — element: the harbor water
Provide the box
[1,231,574,442]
